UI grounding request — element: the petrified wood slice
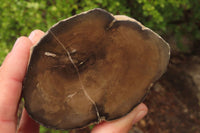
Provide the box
[23,8,170,130]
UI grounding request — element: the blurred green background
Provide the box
[0,0,200,132]
[1,0,200,64]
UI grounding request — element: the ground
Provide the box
[131,53,200,133]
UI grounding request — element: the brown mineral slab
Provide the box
[22,8,170,130]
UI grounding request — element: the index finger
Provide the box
[0,30,44,132]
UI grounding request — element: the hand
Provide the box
[0,30,148,133]
[0,30,44,133]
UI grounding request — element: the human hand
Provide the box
[0,30,45,133]
[0,30,148,133]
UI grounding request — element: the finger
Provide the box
[91,103,148,133]
[1,29,44,69]
[0,30,44,133]
[28,29,45,45]
[17,109,39,133]
[17,30,44,133]
[0,37,33,133]
[0,30,44,120]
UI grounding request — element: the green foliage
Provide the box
[133,0,200,52]
[1,0,199,60]
[129,0,200,38]
[40,126,69,133]
[0,42,11,64]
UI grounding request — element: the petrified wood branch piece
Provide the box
[23,8,170,130]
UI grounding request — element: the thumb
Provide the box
[92,103,148,133]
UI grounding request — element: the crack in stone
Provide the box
[65,92,78,102]
[49,30,101,122]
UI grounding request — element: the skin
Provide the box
[0,30,148,133]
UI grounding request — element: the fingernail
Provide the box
[15,38,21,44]
[12,38,21,51]
[29,31,35,40]
[133,110,147,124]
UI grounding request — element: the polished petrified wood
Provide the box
[23,8,170,130]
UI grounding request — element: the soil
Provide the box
[132,53,200,133]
